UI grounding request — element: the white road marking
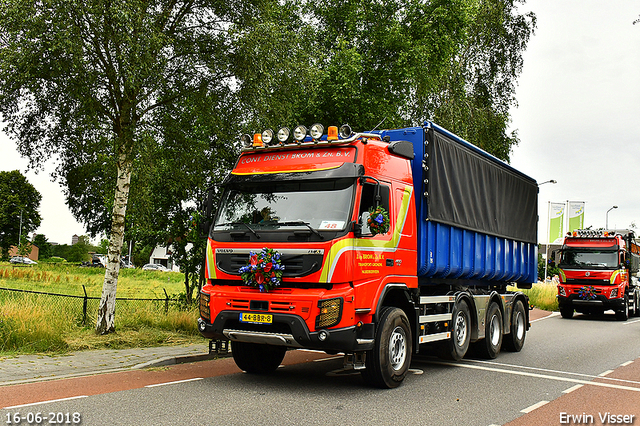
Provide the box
[144,378,203,388]
[622,318,640,325]
[599,370,614,377]
[4,395,88,410]
[465,359,640,386]
[531,311,560,323]
[620,360,635,367]
[521,400,549,413]
[313,356,342,362]
[563,384,583,393]
[428,360,640,392]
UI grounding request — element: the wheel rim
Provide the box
[389,326,407,371]
[514,311,525,340]
[489,314,501,347]
[455,311,468,347]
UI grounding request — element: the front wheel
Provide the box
[231,342,287,374]
[503,300,526,352]
[361,307,412,389]
[560,305,574,319]
[615,295,629,321]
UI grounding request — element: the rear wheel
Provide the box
[438,299,471,361]
[477,302,503,359]
[361,307,412,389]
[634,292,640,317]
[231,342,287,374]
[503,300,526,352]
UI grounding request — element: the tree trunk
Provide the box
[95,153,133,334]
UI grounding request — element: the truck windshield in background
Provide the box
[214,178,355,232]
[560,249,619,269]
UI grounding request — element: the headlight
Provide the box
[240,134,252,148]
[310,123,324,140]
[261,129,275,145]
[316,298,343,329]
[339,124,352,139]
[293,125,307,142]
[277,127,290,143]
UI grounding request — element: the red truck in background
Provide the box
[556,229,640,320]
[198,122,538,388]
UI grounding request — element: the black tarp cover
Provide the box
[426,129,538,244]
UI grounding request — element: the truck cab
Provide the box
[556,229,640,320]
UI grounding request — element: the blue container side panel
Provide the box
[378,125,537,285]
[418,221,536,285]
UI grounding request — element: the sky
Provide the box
[1,1,639,245]
[509,0,640,242]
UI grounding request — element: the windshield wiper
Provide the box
[279,221,324,239]
[216,222,260,239]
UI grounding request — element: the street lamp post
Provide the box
[606,205,618,230]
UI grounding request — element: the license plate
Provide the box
[239,312,273,324]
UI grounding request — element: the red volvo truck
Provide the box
[556,229,640,320]
[198,121,538,388]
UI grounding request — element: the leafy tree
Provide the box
[32,234,53,259]
[17,235,32,258]
[236,0,536,161]
[0,170,42,259]
[0,0,267,333]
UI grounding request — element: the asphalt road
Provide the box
[2,311,639,426]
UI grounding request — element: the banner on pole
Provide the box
[549,202,566,244]
[568,201,585,233]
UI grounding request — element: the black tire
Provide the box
[616,294,629,321]
[560,305,574,319]
[438,299,471,361]
[477,302,503,359]
[634,293,640,317]
[361,307,412,389]
[231,341,287,374]
[503,300,526,352]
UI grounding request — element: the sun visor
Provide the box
[232,146,357,175]
[223,162,365,186]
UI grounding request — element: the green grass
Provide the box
[0,262,185,298]
[511,281,559,312]
[0,262,201,355]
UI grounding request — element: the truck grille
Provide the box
[216,252,323,277]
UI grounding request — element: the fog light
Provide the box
[558,286,566,297]
[318,330,328,341]
[611,288,618,298]
[198,320,207,332]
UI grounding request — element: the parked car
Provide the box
[9,256,37,265]
[142,263,169,272]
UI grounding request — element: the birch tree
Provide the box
[0,0,263,333]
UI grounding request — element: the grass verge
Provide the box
[512,281,559,312]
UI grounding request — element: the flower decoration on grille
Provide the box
[367,205,390,236]
[239,248,284,292]
[578,286,597,300]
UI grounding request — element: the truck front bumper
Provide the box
[198,310,375,353]
[557,295,626,311]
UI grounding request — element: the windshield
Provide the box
[214,178,355,232]
[560,249,619,269]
